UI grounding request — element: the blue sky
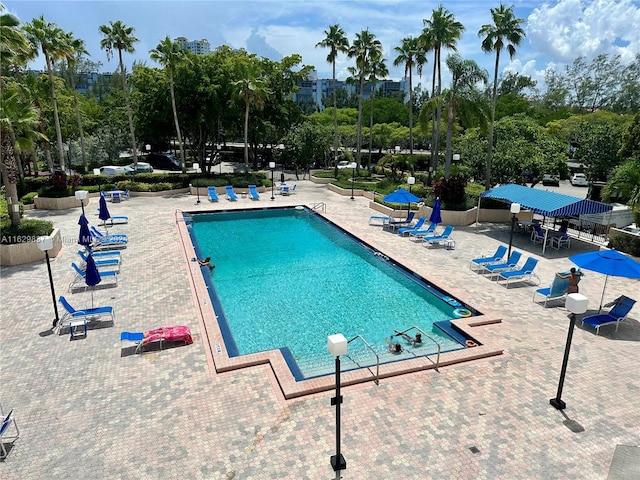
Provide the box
[7,0,640,92]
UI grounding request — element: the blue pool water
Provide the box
[188,208,468,378]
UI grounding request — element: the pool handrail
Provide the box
[392,326,441,372]
[347,335,379,385]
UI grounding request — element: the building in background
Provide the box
[174,37,211,55]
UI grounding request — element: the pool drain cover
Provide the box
[469,446,480,454]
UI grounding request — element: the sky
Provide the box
[6,0,640,92]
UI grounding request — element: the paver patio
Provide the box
[1,180,638,479]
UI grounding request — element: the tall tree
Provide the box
[316,24,349,167]
[393,36,427,155]
[348,29,382,168]
[60,32,89,170]
[443,54,488,179]
[99,20,140,166]
[18,73,55,172]
[421,6,464,184]
[150,36,188,172]
[367,52,388,168]
[479,3,526,189]
[23,16,67,170]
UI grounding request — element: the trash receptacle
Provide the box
[280,173,285,183]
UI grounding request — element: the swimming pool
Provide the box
[187,207,475,378]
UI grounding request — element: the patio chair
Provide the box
[469,245,507,271]
[397,217,427,236]
[551,233,570,250]
[0,408,19,459]
[207,187,219,202]
[69,263,118,291]
[531,224,551,246]
[58,296,115,333]
[97,208,129,225]
[111,191,121,203]
[481,251,522,277]
[77,250,120,271]
[369,215,389,225]
[225,185,238,201]
[120,331,146,353]
[408,222,437,241]
[85,247,122,259]
[248,185,260,200]
[422,225,454,247]
[384,212,415,231]
[532,270,574,306]
[282,185,291,195]
[497,257,540,287]
[581,296,637,334]
[122,189,130,200]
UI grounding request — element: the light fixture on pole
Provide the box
[327,334,347,478]
[193,163,201,204]
[407,176,415,193]
[349,162,357,200]
[74,190,88,216]
[217,144,223,174]
[145,144,151,154]
[550,293,588,410]
[508,203,521,259]
[452,153,461,163]
[37,236,60,328]
[269,161,276,200]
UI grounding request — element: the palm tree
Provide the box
[316,24,349,167]
[393,36,427,155]
[348,29,382,168]
[421,5,464,183]
[23,16,67,170]
[60,32,89,170]
[99,20,140,166]
[150,36,188,173]
[19,73,55,172]
[233,60,271,172]
[479,3,526,189]
[367,52,388,169]
[443,54,488,179]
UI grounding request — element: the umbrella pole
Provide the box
[598,275,609,313]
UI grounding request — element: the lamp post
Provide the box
[407,176,415,193]
[550,293,588,410]
[349,162,357,200]
[217,144,223,174]
[269,161,276,200]
[193,162,201,204]
[327,334,347,478]
[145,144,151,154]
[452,153,461,163]
[508,203,521,259]
[74,189,88,215]
[37,236,60,328]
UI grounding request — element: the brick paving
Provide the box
[1,181,639,479]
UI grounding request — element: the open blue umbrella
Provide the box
[98,194,111,228]
[430,197,442,225]
[78,214,92,247]
[84,253,102,307]
[383,188,421,214]
[569,249,640,311]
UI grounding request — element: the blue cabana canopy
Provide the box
[479,184,612,217]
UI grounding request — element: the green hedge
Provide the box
[609,234,640,257]
[0,218,53,245]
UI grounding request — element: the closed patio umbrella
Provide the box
[84,253,102,307]
[569,249,640,312]
[98,194,111,229]
[78,214,91,247]
[430,197,442,225]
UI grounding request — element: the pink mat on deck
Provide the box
[143,325,193,345]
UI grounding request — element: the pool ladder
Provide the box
[394,326,441,371]
[346,335,380,385]
[311,202,326,212]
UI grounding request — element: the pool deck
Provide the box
[1,180,639,479]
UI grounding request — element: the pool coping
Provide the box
[177,208,505,400]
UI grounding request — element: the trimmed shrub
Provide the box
[0,218,53,245]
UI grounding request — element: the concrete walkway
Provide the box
[1,181,638,479]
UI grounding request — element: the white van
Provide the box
[99,166,129,176]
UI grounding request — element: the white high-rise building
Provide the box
[174,37,211,55]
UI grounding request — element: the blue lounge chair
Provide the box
[120,331,146,353]
[422,225,454,247]
[0,408,19,459]
[532,268,581,306]
[397,217,427,236]
[85,247,121,259]
[58,296,115,333]
[97,208,129,225]
[77,250,120,270]
[469,245,507,271]
[248,185,260,200]
[385,212,415,231]
[90,226,128,243]
[482,251,522,277]
[69,263,118,291]
[225,185,238,201]
[369,215,389,225]
[408,222,437,241]
[207,187,219,202]
[497,257,540,286]
[581,296,636,334]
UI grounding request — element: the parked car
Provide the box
[99,165,129,176]
[205,153,221,166]
[127,161,153,173]
[571,173,588,186]
[336,160,352,169]
[542,174,560,186]
[621,224,640,236]
[146,152,181,171]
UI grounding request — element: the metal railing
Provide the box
[311,202,326,212]
[346,335,379,385]
[393,326,441,372]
